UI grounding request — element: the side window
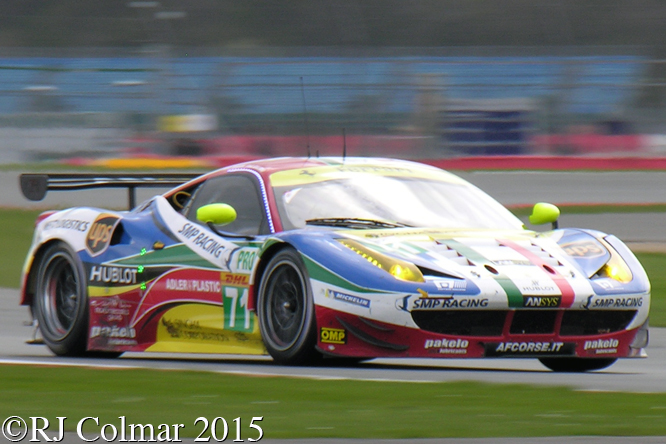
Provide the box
[185,174,269,236]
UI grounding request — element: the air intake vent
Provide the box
[411,310,507,336]
[434,244,473,266]
[560,310,636,336]
[525,243,562,267]
[510,310,557,334]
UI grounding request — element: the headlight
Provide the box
[594,239,633,283]
[337,239,424,283]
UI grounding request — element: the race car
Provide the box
[19,157,650,372]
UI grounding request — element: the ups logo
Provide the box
[86,214,120,256]
[562,241,605,258]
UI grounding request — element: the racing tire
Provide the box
[538,357,617,372]
[33,242,89,357]
[257,248,320,366]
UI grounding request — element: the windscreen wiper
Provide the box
[305,218,412,229]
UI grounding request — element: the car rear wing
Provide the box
[20,173,201,210]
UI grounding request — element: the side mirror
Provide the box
[529,202,560,229]
[196,203,237,226]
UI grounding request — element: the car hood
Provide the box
[278,225,650,305]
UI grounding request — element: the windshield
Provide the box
[272,173,523,231]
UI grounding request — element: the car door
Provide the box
[133,172,270,354]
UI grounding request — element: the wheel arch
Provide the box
[22,238,71,307]
[251,240,296,311]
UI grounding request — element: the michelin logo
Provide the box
[327,289,370,308]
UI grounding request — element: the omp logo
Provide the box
[320,327,346,344]
[86,214,120,256]
[523,296,561,308]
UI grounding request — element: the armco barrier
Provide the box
[425,156,666,171]
[68,155,666,171]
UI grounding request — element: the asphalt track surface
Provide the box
[3,169,666,443]
[1,289,666,444]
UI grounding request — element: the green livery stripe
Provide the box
[302,255,385,295]
[112,244,215,269]
[443,239,523,308]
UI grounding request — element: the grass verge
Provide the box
[635,253,666,326]
[0,209,42,289]
[509,203,666,216]
[1,365,666,439]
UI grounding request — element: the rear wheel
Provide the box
[257,248,320,365]
[33,243,89,356]
[539,357,617,372]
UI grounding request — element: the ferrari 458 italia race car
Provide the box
[19,157,649,372]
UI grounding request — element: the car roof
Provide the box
[213,156,446,178]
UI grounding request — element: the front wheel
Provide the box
[539,357,617,372]
[257,248,320,365]
[33,242,89,356]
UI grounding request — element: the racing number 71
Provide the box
[223,287,253,332]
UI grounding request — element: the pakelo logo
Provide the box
[90,325,136,339]
[584,338,619,354]
[424,338,469,354]
[86,214,120,256]
[320,327,346,344]
[523,295,561,308]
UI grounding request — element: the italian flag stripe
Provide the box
[444,239,523,308]
[499,239,576,308]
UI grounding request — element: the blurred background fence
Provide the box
[1,49,660,162]
[4,0,666,163]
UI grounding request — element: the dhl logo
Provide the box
[221,272,249,287]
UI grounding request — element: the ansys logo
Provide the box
[86,214,120,256]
